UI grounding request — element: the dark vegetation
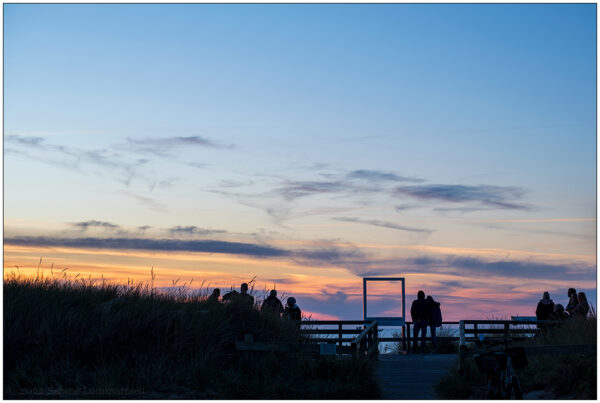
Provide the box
[434,317,597,399]
[4,274,380,399]
[384,327,458,355]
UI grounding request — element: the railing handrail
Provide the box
[304,319,559,326]
[460,319,561,325]
[351,320,378,346]
[301,320,373,325]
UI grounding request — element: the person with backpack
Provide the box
[261,289,284,315]
[222,283,255,308]
[426,295,442,350]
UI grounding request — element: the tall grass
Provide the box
[517,316,597,399]
[4,273,380,399]
[434,316,597,399]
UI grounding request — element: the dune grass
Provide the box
[434,316,597,399]
[4,273,380,399]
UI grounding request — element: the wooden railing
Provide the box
[240,318,590,362]
[405,321,460,352]
[300,320,379,358]
[351,321,379,358]
[458,319,544,348]
[456,319,570,369]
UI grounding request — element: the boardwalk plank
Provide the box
[375,354,457,399]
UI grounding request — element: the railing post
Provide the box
[473,323,478,339]
[407,322,411,353]
[458,320,466,370]
[338,323,343,350]
[402,325,406,352]
[374,323,379,359]
[504,322,510,342]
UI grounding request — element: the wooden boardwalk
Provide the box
[376,353,457,399]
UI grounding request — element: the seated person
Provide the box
[283,297,301,321]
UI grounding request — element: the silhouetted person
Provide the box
[566,288,578,315]
[283,297,301,322]
[221,289,238,302]
[239,282,255,307]
[571,292,589,318]
[426,295,442,350]
[549,304,568,320]
[410,290,429,353]
[262,289,284,315]
[207,288,221,304]
[536,291,554,321]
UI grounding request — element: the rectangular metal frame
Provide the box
[363,277,405,326]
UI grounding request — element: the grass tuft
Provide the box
[4,273,380,399]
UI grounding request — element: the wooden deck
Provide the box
[375,353,457,399]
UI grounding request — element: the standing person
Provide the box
[535,292,555,320]
[239,282,255,307]
[261,289,284,315]
[410,290,430,354]
[207,288,221,304]
[566,288,578,315]
[571,292,590,318]
[426,295,442,351]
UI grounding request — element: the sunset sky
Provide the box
[4,4,596,321]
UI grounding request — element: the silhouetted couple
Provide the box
[566,288,590,318]
[211,283,255,307]
[261,289,302,322]
[410,290,442,353]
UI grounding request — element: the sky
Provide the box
[4,4,597,321]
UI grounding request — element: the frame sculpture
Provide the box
[362,277,405,326]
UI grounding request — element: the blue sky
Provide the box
[4,4,596,320]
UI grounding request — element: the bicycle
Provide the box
[473,338,527,399]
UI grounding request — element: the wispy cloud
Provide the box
[5,135,152,185]
[273,180,350,201]
[123,136,234,157]
[347,169,423,183]
[352,255,595,282]
[395,184,532,210]
[469,217,596,224]
[4,236,288,258]
[167,226,227,237]
[464,221,595,240]
[3,235,367,267]
[332,217,433,234]
[5,134,234,190]
[5,135,45,146]
[395,204,419,212]
[434,206,490,215]
[70,220,121,232]
[118,190,167,212]
[294,244,366,264]
[136,225,152,234]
